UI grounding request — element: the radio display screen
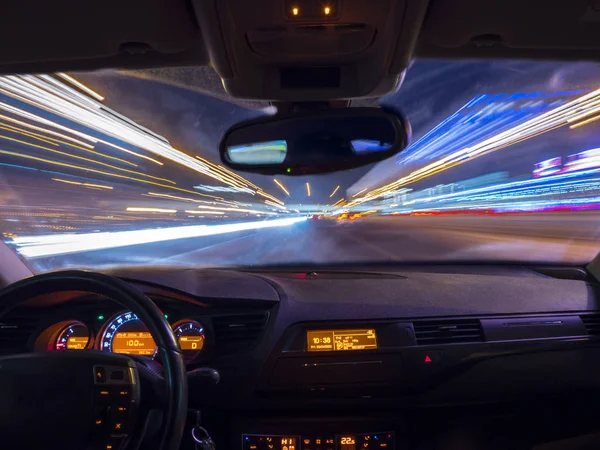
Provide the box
[306,329,377,352]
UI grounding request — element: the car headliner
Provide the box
[2,0,598,101]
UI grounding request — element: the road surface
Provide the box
[19,212,600,272]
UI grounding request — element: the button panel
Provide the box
[242,433,394,450]
[92,365,138,450]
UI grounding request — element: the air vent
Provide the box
[581,314,600,336]
[0,314,39,355]
[413,319,484,345]
[212,312,269,354]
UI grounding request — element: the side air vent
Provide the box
[212,312,269,354]
[581,314,600,336]
[0,314,39,355]
[413,319,484,345]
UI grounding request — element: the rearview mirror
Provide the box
[219,107,410,175]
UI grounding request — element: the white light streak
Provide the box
[13,217,307,258]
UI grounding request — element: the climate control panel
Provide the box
[242,432,394,450]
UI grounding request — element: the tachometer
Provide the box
[173,320,205,361]
[100,312,156,356]
[55,322,89,350]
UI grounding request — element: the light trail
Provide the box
[56,73,105,101]
[0,124,58,146]
[126,207,177,213]
[145,192,226,205]
[0,133,174,184]
[0,149,232,199]
[352,188,367,198]
[274,179,291,196]
[306,182,311,197]
[0,76,280,197]
[195,205,279,216]
[0,122,138,167]
[329,186,340,197]
[264,200,287,210]
[52,178,113,190]
[350,86,600,206]
[12,217,307,258]
[184,210,225,215]
[0,113,94,148]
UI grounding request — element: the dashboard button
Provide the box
[103,437,123,450]
[92,407,108,432]
[95,367,106,383]
[95,388,112,404]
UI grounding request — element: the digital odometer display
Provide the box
[112,331,156,355]
[100,312,157,356]
[307,329,377,352]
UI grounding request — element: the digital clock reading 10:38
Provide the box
[306,329,377,352]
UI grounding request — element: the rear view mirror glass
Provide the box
[219,107,410,175]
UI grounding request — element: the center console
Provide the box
[243,432,394,450]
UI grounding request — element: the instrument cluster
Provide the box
[36,311,207,363]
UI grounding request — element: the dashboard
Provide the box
[37,311,205,361]
[3,264,600,450]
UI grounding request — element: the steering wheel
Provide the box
[0,270,187,450]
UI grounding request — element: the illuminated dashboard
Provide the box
[38,311,206,362]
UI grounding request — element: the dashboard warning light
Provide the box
[424,355,432,363]
[292,7,299,15]
[324,6,331,14]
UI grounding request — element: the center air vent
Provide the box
[581,314,600,336]
[413,319,484,345]
[0,314,39,355]
[212,312,269,354]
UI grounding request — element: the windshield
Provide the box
[2,60,600,272]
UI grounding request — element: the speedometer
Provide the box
[99,312,157,356]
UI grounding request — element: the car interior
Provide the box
[3,1,600,450]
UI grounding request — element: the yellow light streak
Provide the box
[0,149,224,199]
[274,179,290,196]
[306,182,311,197]
[0,133,172,184]
[329,185,340,197]
[52,178,113,190]
[0,113,94,148]
[264,200,287,210]
[0,124,58,146]
[569,113,600,129]
[145,192,224,204]
[0,122,137,167]
[352,188,367,198]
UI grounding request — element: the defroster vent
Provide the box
[212,312,269,354]
[413,318,484,345]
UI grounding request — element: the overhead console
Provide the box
[192,0,429,100]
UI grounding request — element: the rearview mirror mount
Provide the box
[219,107,411,176]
